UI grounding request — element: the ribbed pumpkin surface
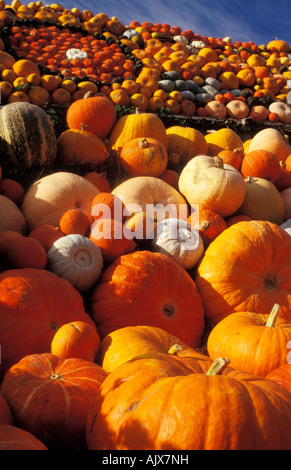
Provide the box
[0,102,57,170]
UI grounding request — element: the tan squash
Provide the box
[247,128,291,162]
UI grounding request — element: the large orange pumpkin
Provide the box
[0,425,48,450]
[86,353,291,450]
[196,220,291,326]
[1,353,107,449]
[90,250,205,347]
[0,268,95,380]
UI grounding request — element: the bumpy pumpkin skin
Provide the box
[1,353,108,449]
[86,354,291,450]
[90,250,205,347]
[196,220,291,326]
[0,268,95,380]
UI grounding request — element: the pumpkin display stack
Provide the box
[0,0,290,452]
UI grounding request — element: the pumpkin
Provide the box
[196,220,291,325]
[108,110,168,158]
[280,186,291,220]
[207,303,291,377]
[90,250,205,347]
[66,95,116,141]
[86,354,291,450]
[84,171,111,193]
[0,194,26,235]
[91,192,125,223]
[21,172,99,232]
[28,225,64,252]
[112,176,188,222]
[268,102,291,124]
[236,175,285,225]
[274,156,291,191]
[0,102,57,171]
[178,155,246,218]
[166,126,208,163]
[123,211,157,243]
[281,219,291,236]
[266,363,291,393]
[98,325,199,373]
[47,234,103,292]
[247,128,291,162]
[217,149,242,171]
[0,425,48,450]
[225,100,249,119]
[1,353,108,449]
[59,209,91,236]
[158,169,179,190]
[0,178,24,206]
[205,128,244,158]
[119,137,168,177]
[0,395,13,426]
[0,268,95,380]
[152,218,204,270]
[241,149,282,182]
[267,39,290,53]
[50,320,100,362]
[0,231,47,270]
[188,207,227,248]
[56,128,108,166]
[204,100,226,118]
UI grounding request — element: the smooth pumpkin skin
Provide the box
[247,128,291,162]
[207,307,291,377]
[108,111,168,157]
[56,128,109,165]
[241,149,282,182]
[196,220,291,326]
[86,353,291,450]
[120,137,168,177]
[0,268,95,380]
[90,250,205,347]
[266,363,291,393]
[0,425,48,450]
[98,325,205,373]
[1,353,108,449]
[205,128,244,158]
[0,394,13,425]
[166,126,208,163]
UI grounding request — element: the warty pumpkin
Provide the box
[207,303,291,378]
[86,353,291,450]
[178,155,246,218]
[1,353,108,449]
[196,220,291,326]
[0,268,95,380]
[21,172,99,232]
[90,250,205,347]
[0,101,57,171]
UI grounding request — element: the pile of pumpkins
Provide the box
[0,91,290,451]
[0,0,291,123]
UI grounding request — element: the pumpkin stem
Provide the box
[280,161,286,170]
[199,220,210,230]
[50,373,61,380]
[245,175,256,183]
[266,303,280,328]
[206,357,230,376]
[168,344,182,355]
[139,137,149,149]
[214,156,224,169]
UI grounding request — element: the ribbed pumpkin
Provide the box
[86,353,291,450]
[98,325,200,373]
[0,268,95,380]
[236,176,285,226]
[0,102,57,171]
[66,95,116,141]
[108,110,168,158]
[119,137,168,177]
[56,128,108,165]
[166,126,208,163]
[1,353,108,449]
[207,304,291,378]
[0,425,48,450]
[90,250,205,347]
[21,172,99,232]
[196,220,291,326]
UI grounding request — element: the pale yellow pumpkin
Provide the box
[178,155,246,218]
[247,128,291,162]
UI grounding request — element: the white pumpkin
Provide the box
[280,219,291,235]
[152,218,204,270]
[66,48,88,60]
[47,234,103,292]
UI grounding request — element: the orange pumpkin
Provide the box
[119,137,168,177]
[59,209,91,236]
[0,231,47,270]
[241,149,282,182]
[90,250,205,347]
[0,425,48,450]
[28,224,64,252]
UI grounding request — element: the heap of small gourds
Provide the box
[0,0,290,124]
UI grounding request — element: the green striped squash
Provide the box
[0,102,57,171]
